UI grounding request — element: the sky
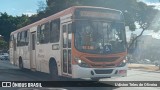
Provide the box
[0,0,46,16]
[0,0,159,16]
[140,0,160,9]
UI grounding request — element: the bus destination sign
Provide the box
[80,11,121,20]
[75,8,123,21]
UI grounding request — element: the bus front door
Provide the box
[11,36,17,65]
[62,23,72,76]
[30,32,36,70]
[13,38,16,65]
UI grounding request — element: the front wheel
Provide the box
[49,62,61,81]
[91,78,100,81]
[19,59,23,70]
[91,77,111,81]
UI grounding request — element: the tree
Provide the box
[0,12,30,42]
[0,12,16,42]
[0,40,7,50]
[37,1,47,13]
[46,0,80,13]
[128,2,159,50]
[15,14,31,29]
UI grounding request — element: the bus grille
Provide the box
[86,57,119,62]
[94,69,113,74]
[91,64,115,67]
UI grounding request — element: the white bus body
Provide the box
[10,6,127,80]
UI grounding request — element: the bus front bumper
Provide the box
[72,65,127,78]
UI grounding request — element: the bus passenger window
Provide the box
[39,22,50,44]
[50,19,60,43]
[68,24,72,48]
[63,25,67,48]
[32,34,35,50]
[24,31,29,45]
[17,33,21,46]
[37,25,41,44]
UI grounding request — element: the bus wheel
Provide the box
[49,62,60,81]
[91,77,110,81]
[91,78,100,81]
[19,58,23,70]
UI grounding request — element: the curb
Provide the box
[129,68,160,73]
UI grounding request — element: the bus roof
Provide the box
[11,6,122,35]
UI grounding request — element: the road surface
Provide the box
[0,60,160,90]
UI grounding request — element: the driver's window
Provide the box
[108,23,121,41]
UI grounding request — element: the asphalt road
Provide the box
[0,60,160,90]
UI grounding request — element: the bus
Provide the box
[9,6,127,80]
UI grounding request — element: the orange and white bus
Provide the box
[9,6,127,80]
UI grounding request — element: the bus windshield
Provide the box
[75,20,126,54]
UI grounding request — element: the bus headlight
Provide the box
[74,57,90,68]
[117,59,127,67]
[78,59,82,64]
[123,59,126,63]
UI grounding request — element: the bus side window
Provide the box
[38,22,50,44]
[44,22,50,43]
[13,35,16,51]
[37,25,41,44]
[17,31,28,46]
[50,19,60,43]
[21,31,25,46]
[68,24,72,48]
[25,30,29,45]
[63,25,67,48]
[17,32,21,46]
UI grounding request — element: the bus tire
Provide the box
[91,78,100,81]
[49,61,60,81]
[91,77,110,81]
[19,57,24,70]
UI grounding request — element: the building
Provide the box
[126,29,160,62]
[133,35,160,62]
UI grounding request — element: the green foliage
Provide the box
[0,13,30,42]
[29,0,80,23]
[0,39,7,50]
[135,2,159,30]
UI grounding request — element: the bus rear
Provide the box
[71,7,127,79]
